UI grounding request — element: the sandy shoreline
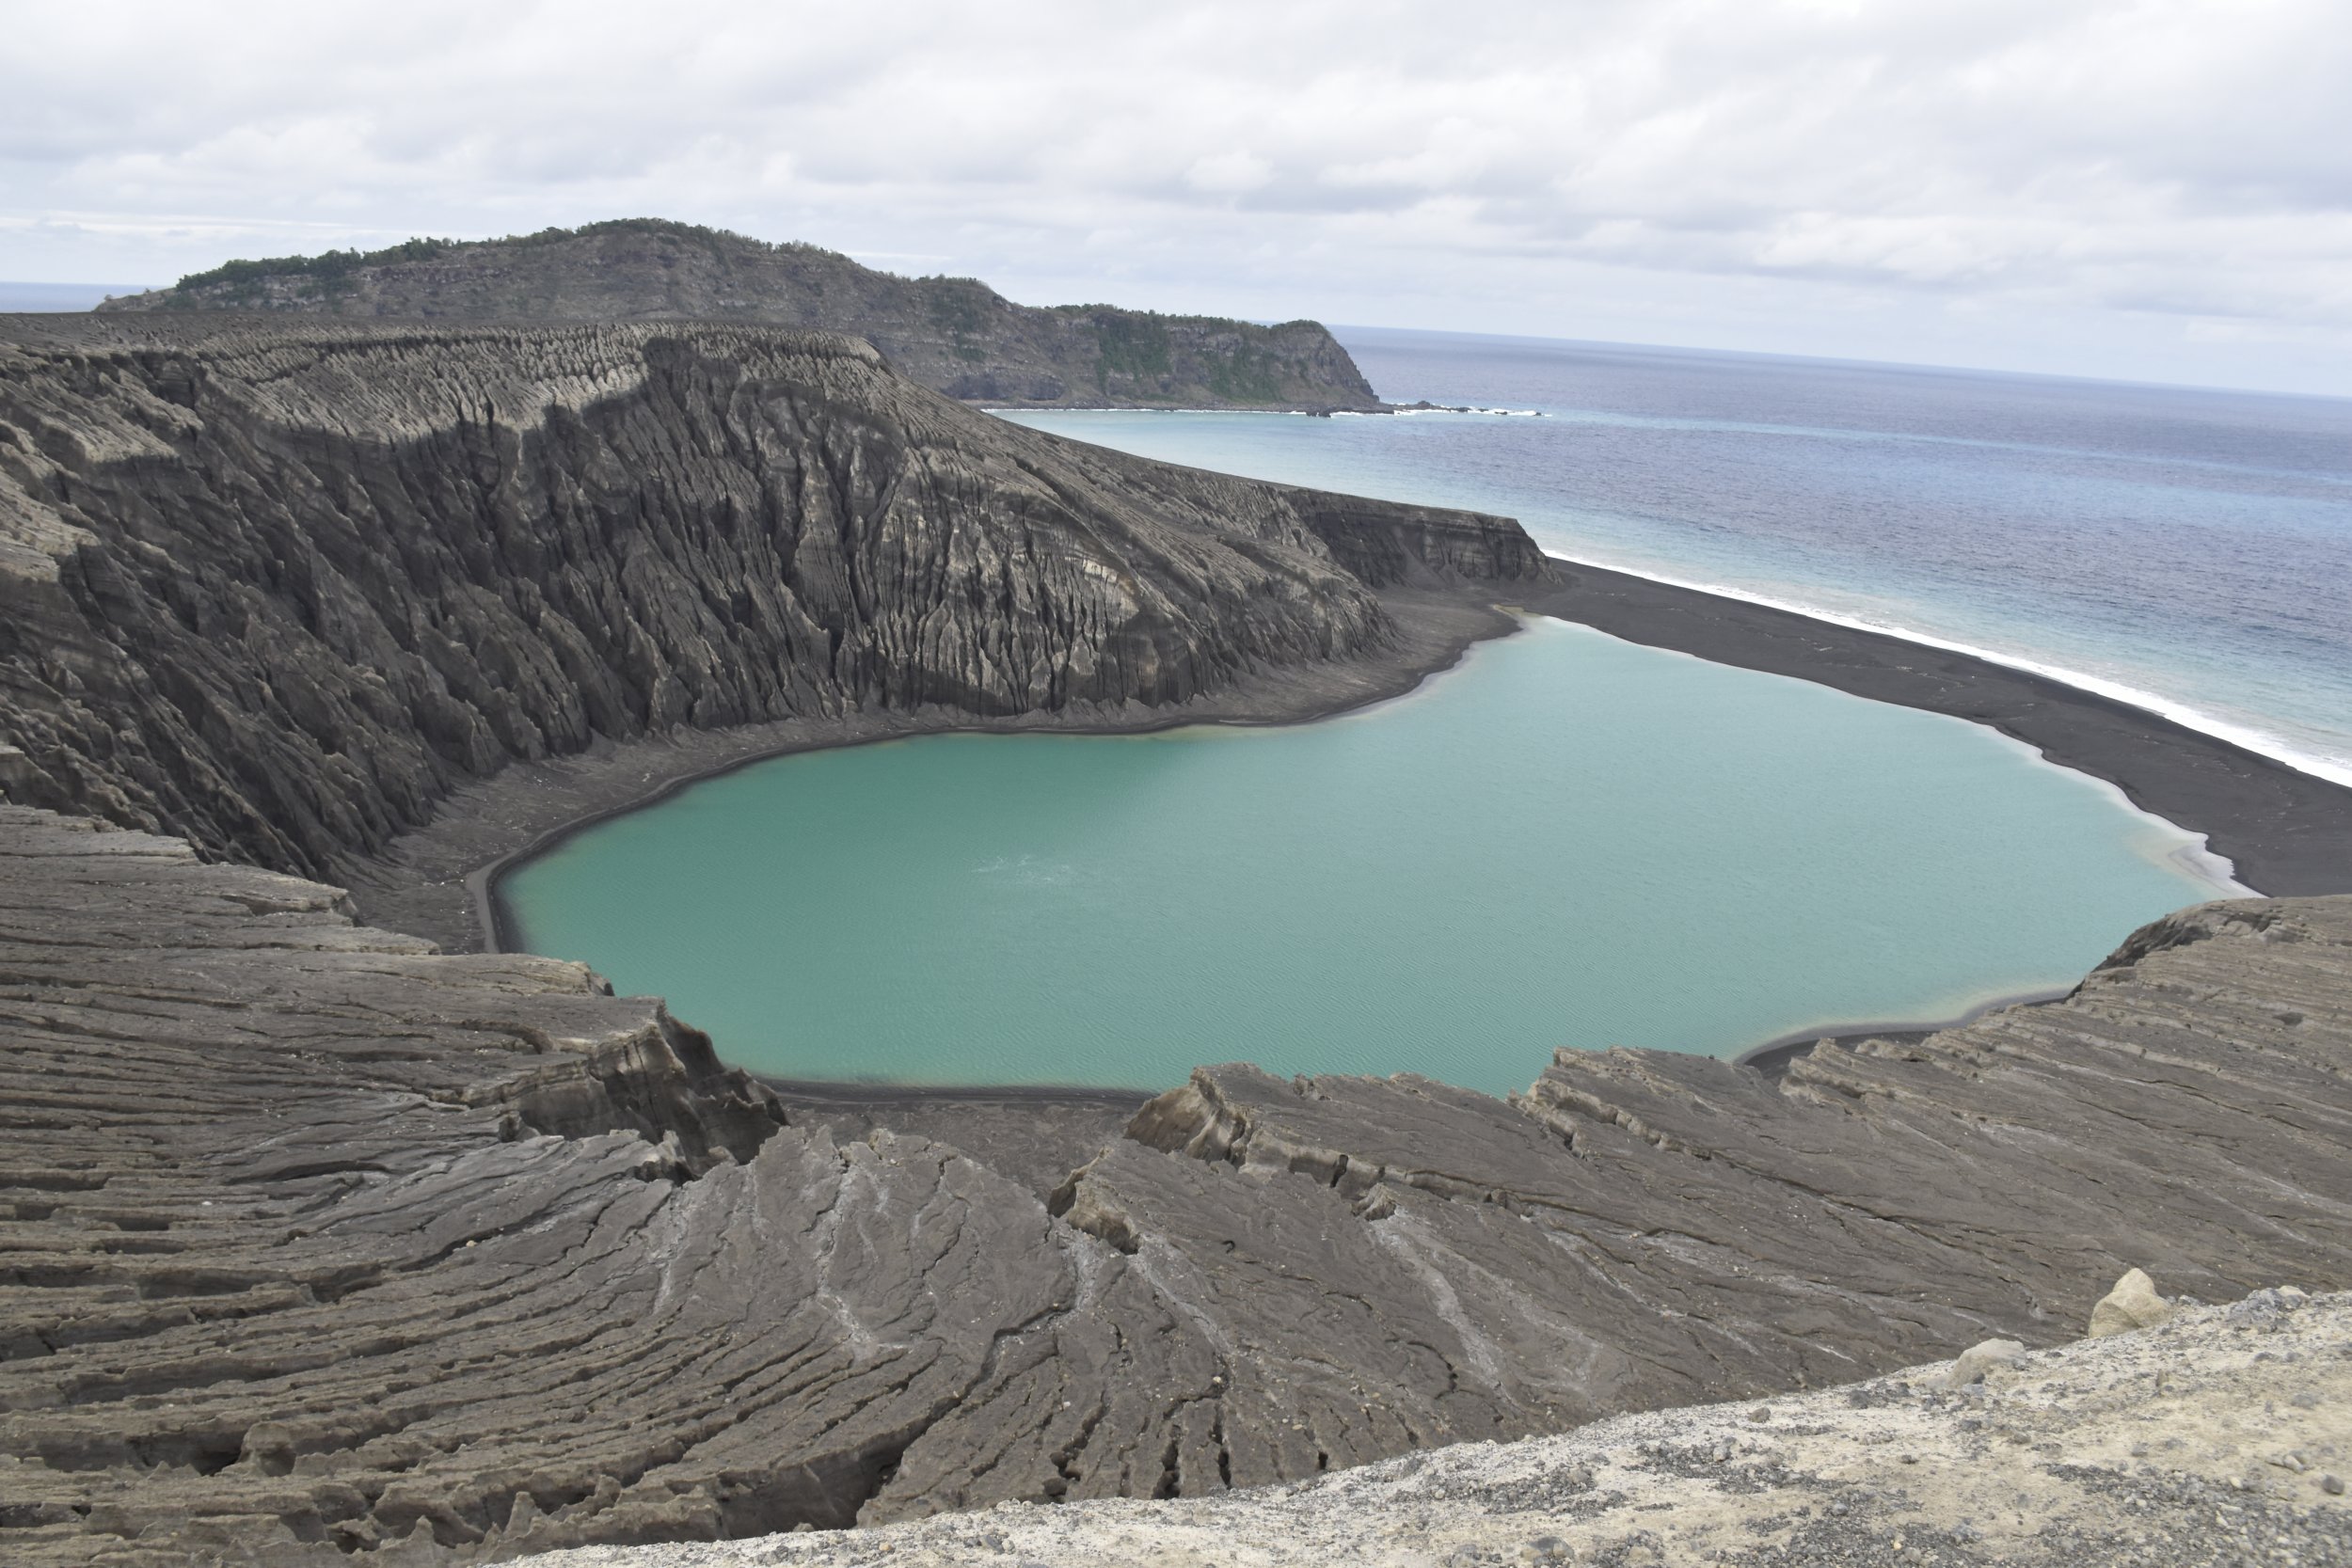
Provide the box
[1518,561,2352,897]
[342,559,2352,1102]
[344,589,1518,955]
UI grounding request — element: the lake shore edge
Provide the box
[1519,558,2352,897]
[345,588,1521,956]
[342,556,2352,1100]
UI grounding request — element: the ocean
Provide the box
[497,329,2337,1096]
[1006,327,2352,788]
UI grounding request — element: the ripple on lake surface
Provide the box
[500,619,2234,1099]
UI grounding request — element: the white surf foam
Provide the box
[1546,550,2352,791]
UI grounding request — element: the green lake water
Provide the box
[500,618,2240,1099]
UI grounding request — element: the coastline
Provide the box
[1542,549,2352,791]
[1517,560,2352,897]
[1732,988,2074,1078]
[343,589,1520,955]
[343,556,2352,1099]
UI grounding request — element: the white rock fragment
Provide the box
[1942,1338,2028,1389]
[2089,1268,2175,1338]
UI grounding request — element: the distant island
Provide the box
[95,217,1387,412]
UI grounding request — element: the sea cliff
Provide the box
[1,310,2346,1566]
[0,314,1539,881]
[92,219,1388,412]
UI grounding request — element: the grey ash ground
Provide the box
[523,1290,2352,1568]
[5,800,2349,1564]
[6,312,2352,1565]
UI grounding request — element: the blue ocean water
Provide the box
[1001,329,2352,786]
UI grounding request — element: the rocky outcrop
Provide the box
[6,299,2348,1568]
[525,1288,2352,1568]
[3,803,2347,1563]
[92,219,1387,412]
[0,314,1542,881]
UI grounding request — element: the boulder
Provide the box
[2090,1268,2176,1338]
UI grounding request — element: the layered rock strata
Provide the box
[529,1289,2352,1568]
[93,219,1386,412]
[3,803,2347,1563]
[0,314,1542,882]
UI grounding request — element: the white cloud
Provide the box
[1,0,2345,390]
[1184,152,1275,195]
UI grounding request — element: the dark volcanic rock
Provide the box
[92,218,1388,412]
[7,291,2350,1568]
[4,803,2348,1563]
[0,313,1543,882]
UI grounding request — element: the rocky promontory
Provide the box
[93,220,1386,412]
[0,313,1540,883]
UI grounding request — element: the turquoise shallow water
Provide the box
[501,619,2234,1098]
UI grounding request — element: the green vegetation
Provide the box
[1206,348,1284,404]
[166,218,846,296]
[925,282,989,338]
[1089,310,1174,394]
[1062,309,1331,403]
[173,237,456,293]
[927,281,997,363]
[564,218,832,262]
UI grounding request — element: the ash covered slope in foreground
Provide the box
[2,803,2348,1563]
[542,1291,2352,1568]
[94,219,1386,411]
[0,313,1536,880]
[3,307,2347,1568]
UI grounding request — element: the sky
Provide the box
[4,0,2348,395]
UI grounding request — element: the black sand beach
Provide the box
[367,562,2352,960]
[339,556,2352,1113]
[1522,562,2352,898]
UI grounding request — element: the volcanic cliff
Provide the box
[4,806,2347,1565]
[93,219,1387,412]
[1,311,2347,1566]
[0,314,1534,882]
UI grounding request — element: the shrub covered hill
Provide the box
[96,218,1386,411]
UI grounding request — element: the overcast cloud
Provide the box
[5,0,2347,393]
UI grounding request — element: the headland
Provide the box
[93,218,1388,413]
[4,309,2350,1564]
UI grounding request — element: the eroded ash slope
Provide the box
[3,804,2347,1563]
[0,314,1541,882]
